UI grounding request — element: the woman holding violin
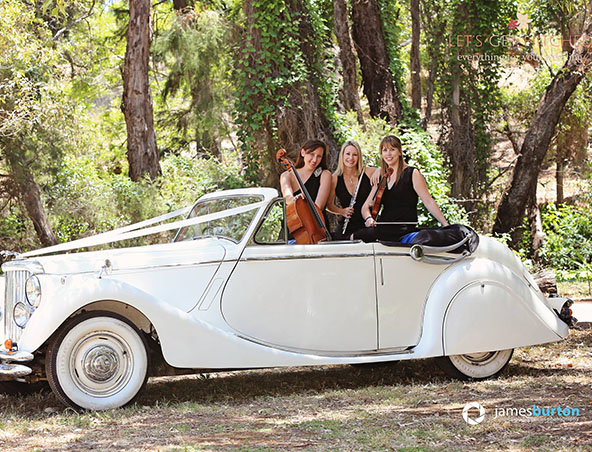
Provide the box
[280,139,332,243]
[355,135,448,243]
[326,140,379,240]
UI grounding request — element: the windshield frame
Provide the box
[173,194,265,244]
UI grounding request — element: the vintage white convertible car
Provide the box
[0,188,575,410]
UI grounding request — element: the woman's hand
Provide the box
[364,216,376,227]
[342,207,354,218]
[369,168,381,186]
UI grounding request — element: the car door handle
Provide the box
[409,241,471,265]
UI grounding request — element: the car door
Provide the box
[374,242,449,349]
[221,201,378,353]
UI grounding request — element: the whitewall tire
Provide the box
[437,349,513,380]
[46,311,149,410]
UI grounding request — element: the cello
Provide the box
[277,149,332,244]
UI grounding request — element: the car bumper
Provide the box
[546,297,577,328]
[0,350,33,380]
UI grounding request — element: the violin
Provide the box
[370,167,394,220]
[277,149,332,244]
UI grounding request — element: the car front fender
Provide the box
[18,274,179,355]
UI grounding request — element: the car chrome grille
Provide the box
[3,270,30,344]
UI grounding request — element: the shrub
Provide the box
[538,203,592,273]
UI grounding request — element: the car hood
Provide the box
[19,239,227,276]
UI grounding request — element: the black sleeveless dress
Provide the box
[334,172,372,239]
[354,166,419,242]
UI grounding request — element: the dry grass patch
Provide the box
[1,330,591,451]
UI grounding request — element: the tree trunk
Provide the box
[441,76,476,203]
[241,0,339,187]
[422,27,443,129]
[351,0,402,125]
[527,190,544,258]
[556,157,565,204]
[410,0,421,110]
[493,20,592,246]
[121,0,161,182]
[5,155,57,247]
[172,0,191,11]
[333,0,364,124]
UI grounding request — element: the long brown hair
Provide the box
[295,139,328,170]
[380,135,407,184]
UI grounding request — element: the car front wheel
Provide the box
[46,311,149,410]
[437,349,513,380]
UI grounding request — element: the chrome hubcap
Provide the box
[461,351,497,364]
[83,346,119,382]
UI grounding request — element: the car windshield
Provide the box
[174,195,262,243]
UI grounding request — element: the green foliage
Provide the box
[538,203,592,274]
[338,112,467,227]
[431,0,517,197]
[376,0,418,125]
[233,0,340,182]
[153,7,235,154]
[42,151,247,247]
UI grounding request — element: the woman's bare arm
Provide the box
[412,169,449,226]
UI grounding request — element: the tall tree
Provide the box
[236,0,339,186]
[333,0,364,123]
[438,0,515,210]
[351,0,402,125]
[121,0,161,181]
[4,153,57,247]
[421,0,446,128]
[0,0,71,248]
[494,19,592,245]
[154,7,233,158]
[410,0,421,110]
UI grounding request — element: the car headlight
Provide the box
[25,275,41,307]
[13,302,30,328]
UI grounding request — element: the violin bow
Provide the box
[341,166,366,235]
[373,221,418,225]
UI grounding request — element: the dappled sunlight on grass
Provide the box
[0,330,590,451]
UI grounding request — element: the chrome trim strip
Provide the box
[235,334,412,357]
[374,250,410,257]
[41,259,227,277]
[241,252,374,262]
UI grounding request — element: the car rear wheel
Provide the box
[46,311,149,410]
[437,349,513,380]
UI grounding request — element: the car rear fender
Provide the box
[414,257,568,358]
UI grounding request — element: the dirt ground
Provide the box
[1,327,591,452]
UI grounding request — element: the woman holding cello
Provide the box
[279,139,332,243]
[355,135,448,243]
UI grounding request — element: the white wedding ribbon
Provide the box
[21,200,267,258]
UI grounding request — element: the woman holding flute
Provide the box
[326,140,379,240]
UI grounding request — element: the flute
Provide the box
[342,167,366,235]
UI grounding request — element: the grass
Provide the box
[1,330,591,451]
[558,279,592,299]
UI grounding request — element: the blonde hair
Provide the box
[380,135,407,184]
[334,140,364,177]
